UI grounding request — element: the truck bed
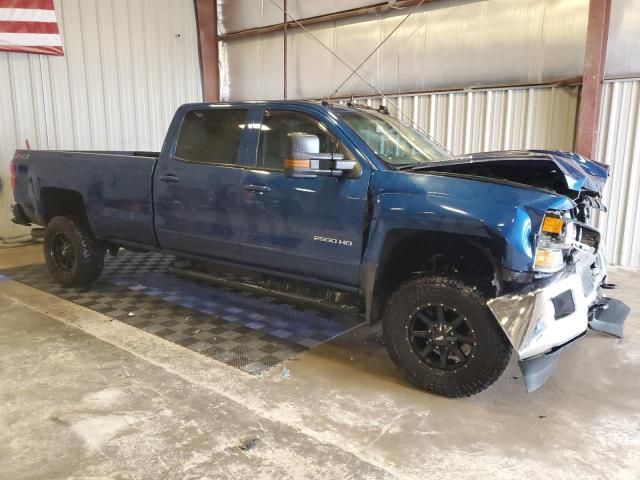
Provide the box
[12,150,159,247]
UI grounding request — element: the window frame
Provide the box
[253,108,361,174]
[172,107,253,168]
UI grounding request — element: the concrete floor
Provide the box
[1,244,639,480]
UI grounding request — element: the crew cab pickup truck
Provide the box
[10,101,629,397]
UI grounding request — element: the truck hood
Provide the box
[407,150,609,196]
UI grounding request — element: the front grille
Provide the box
[578,224,600,250]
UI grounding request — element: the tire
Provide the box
[43,216,106,287]
[383,275,511,398]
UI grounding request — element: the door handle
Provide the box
[244,184,271,193]
[159,174,180,183]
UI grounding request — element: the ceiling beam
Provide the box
[218,0,436,41]
[575,0,611,159]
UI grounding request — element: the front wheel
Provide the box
[383,275,511,398]
[44,216,106,287]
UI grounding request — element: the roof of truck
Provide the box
[179,100,380,115]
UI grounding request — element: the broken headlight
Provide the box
[534,213,577,273]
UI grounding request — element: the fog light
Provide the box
[534,247,564,273]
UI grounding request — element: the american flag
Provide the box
[0,0,63,55]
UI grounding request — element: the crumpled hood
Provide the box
[452,150,609,193]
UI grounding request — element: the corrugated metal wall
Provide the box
[595,79,640,267]
[219,0,589,100]
[343,86,579,155]
[219,0,640,101]
[606,0,640,78]
[0,0,202,243]
[217,0,384,33]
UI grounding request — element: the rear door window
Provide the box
[175,109,248,165]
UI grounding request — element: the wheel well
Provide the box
[40,188,89,226]
[370,230,501,323]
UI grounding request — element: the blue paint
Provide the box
[11,101,609,320]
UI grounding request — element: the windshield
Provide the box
[337,109,452,166]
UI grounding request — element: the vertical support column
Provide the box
[283,0,288,99]
[575,0,611,159]
[195,0,220,102]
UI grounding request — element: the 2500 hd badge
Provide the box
[313,235,353,246]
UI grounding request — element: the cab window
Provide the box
[175,109,248,165]
[257,110,354,171]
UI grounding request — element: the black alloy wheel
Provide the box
[50,232,76,272]
[408,303,476,371]
[382,275,512,397]
[43,216,106,287]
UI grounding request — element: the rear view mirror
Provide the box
[284,133,357,178]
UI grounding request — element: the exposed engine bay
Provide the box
[411,150,609,224]
[425,159,571,195]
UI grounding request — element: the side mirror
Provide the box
[284,133,357,178]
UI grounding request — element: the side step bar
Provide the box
[169,263,361,317]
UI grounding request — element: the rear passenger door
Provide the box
[154,106,260,262]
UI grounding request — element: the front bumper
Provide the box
[487,251,629,391]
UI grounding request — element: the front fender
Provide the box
[360,171,574,322]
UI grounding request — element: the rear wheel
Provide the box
[44,216,105,287]
[383,275,511,397]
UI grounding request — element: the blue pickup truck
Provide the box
[10,100,629,397]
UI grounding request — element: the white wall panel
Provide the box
[0,0,202,243]
[607,0,640,78]
[220,0,589,101]
[218,0,384,34]
[342,85,579,155]
[594,79,640,267]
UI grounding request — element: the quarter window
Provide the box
[175,109,248,165]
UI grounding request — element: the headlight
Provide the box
[534,244,565,273]
[534,213,571,273]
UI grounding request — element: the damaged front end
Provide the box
[405,149,630,392]
[488,215,630,392]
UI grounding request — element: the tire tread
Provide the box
[383,274,511,398]
[44,216,105,287]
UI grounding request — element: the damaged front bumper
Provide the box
[487,251,630,392]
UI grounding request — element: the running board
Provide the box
[168,264,361,317]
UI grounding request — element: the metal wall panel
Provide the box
[220,0,640,100]
[594,79,640,267]
[218,0,384,34]
[607,0,640,78]
[0,0,202,242]
[340,85,579,155]
[220,0,590,101]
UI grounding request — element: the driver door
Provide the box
[240,108,372,287]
